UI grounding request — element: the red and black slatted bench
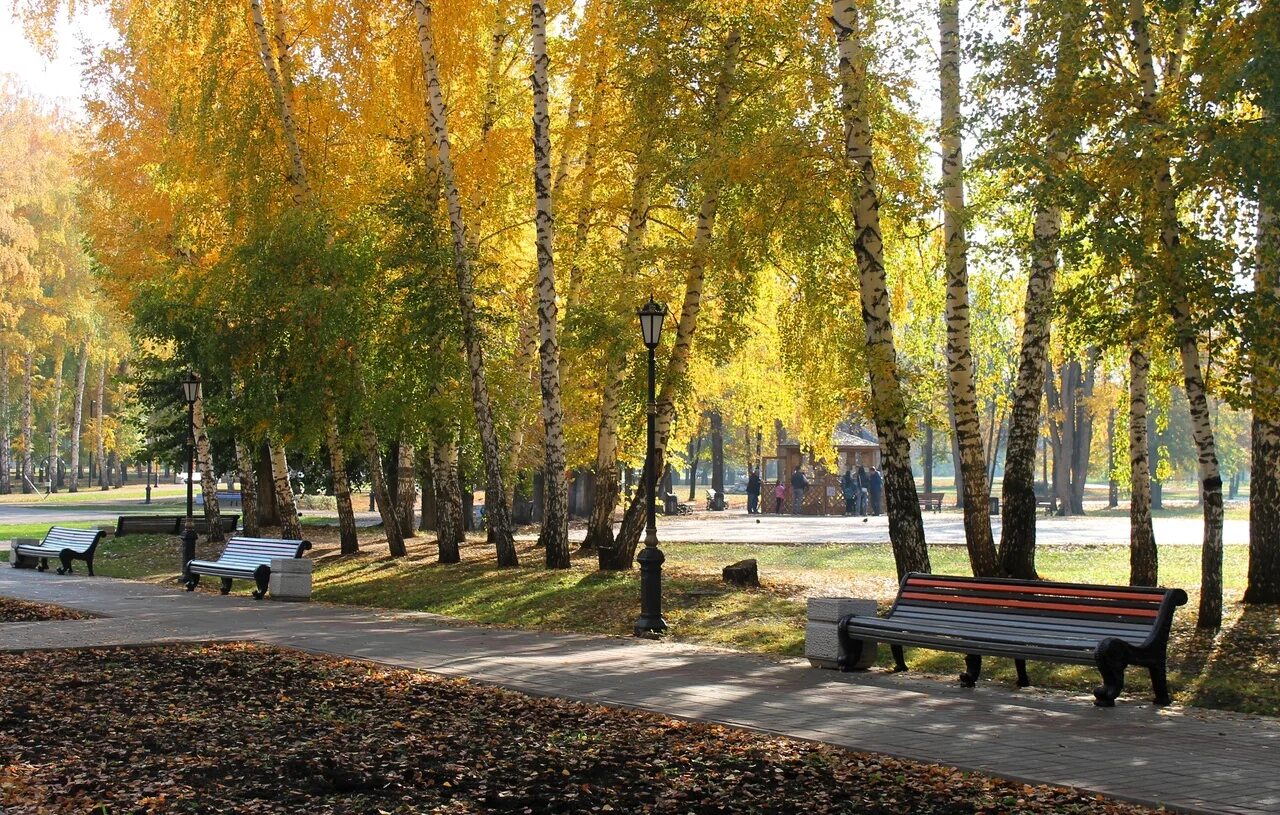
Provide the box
[838,573,1188,707]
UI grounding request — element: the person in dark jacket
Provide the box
[840,468,857,515]
[855,465,869,516]
[746,469,762,514]
[868,466,884,515]
[790,466,810,515]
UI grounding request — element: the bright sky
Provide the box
[0,7,116,116]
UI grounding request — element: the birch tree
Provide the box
[530,0,570,568]
[831,0,930,577]
[67,341,87,492]
[413,0,518,567]
[939,0,996,576]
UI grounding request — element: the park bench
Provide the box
[837,572,1188,707]
[114,514,240,537]
[115,515,182,536]
[185,536,311,599]
[918,492,944,512]
[190,514,239,535]
[14,526,106,576]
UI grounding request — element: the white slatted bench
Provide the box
[838,572,1188,707]
[185,536,311,600]
[14,527,106,576]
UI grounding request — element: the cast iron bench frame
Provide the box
[917,492,944,513]
[185,536,311,600]
[838,572,1188,707]
[14,526,106,576]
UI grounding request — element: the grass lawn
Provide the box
[0,643,1158,814]
[68,525,1280,717]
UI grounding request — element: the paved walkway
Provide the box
[2,497,1250,548]
[1,569,1277,815]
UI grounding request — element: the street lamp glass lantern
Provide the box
[637,297,667,349]
[181,373,202,405]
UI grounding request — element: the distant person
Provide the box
[856,465,869,516]
[774,481,786,514]
[869,466,884,515]
[790,465,810,515]
[746,469,762,515]
[841,468,857,515]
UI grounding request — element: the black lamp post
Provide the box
[145,432,154,505]
[635,297,668,636]
[180,372,201,583]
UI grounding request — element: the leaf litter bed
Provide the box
[0,597,92,622]
[0,644,1160,814]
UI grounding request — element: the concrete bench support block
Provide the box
[269,557,313,601]
[9,540,39,569]
[806,597,877,670]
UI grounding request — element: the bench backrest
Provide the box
[116,515,182,535]
[919,492,944,501]
[42,526,105,554]
[215,536,311,568]
[890,573,1187,641]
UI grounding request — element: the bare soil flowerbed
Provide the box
[0,597,92,623]
[0,644,1158,814]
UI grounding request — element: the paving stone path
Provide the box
[1,568,1277,815]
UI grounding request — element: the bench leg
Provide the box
[1015,659,1031,688]
[186,574,200,592]
[56,551,73,575]
[252,566,270,600]
[86,555,95,577]
[1093,637,1130,707]
[960,654,982,687]
[890,644,908,672]
[220,578,233,596]
[38,558,49,572]
[1149,663,1172,706]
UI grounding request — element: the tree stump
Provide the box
[722,558,759,588]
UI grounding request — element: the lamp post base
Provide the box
[180,522,198,584]
[634,544,667,636]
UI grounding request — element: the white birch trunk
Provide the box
[361,423,406,557]
[0,345,9,494]
[531,0,570,568]
[1129,346,1158,585]
[68,342,88,492]
[46,350,63,492]
[430,435,464,562]
[20,345,33,493]
[413,0,517,566]
[268,438,303,540]
[396,441,417,538]
[1248,200,1280,602]
[95,361,106,490]
[832,0,930,577]
[193,391,224,543]
[1129,0,1222,625]
[939,0,996,575]
[587,139,653,557]
[325,410,359,554]
[235,439,261,537]
[250,0,309,205]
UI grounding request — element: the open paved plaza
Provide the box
[2,567,1276,815]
